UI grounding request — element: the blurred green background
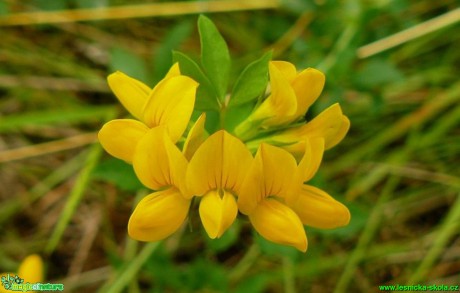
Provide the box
[0,0,459,292]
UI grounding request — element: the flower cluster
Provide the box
[98,57,350,252]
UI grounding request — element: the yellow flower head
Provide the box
[238,143,307,251]
[240,61,325,129]
[96,16,351,253]
[187,130,253,239]
[1,254,43,293]
[98,64,198,163]
[238,139,350,252]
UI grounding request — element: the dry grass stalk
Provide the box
[0,132,97,163]
[0,0,280,26]
[357,7,460,58]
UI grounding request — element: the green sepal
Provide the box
[198,15,231,101]
[229,51,272,107]
[173,51,220,111]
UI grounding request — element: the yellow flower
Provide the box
[128,127,191,242]
[1,254,43,293]
[186,130,253,239]
[266,103,350,158]
[236,61,325,136]
[98,63,198,163]
[244,103,350,160]
[290,138,350,230]
[271,61,325,120]
[238,139,350,252]
[238,143,307,251]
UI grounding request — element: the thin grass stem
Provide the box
[45,143,102,254]
[408,193,460,283]
[97,242,160,293]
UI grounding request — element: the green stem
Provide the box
[98,242,160,293]
[123,190,148,262]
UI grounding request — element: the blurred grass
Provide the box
[0,0,459,292]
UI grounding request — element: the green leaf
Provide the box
[198,15,231,100]
[229,51,272,107]
[173,51,220,111]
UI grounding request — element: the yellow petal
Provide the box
[297,137,325,183]
[237,151,263,215]
[292,68,325,118]
[164,62,181,79]
[183,113,207,161]
[128,188,191,242]
[133,127,188,193]
[249,63,297,126]
[292,185,350,229]
[199,189,238,239]
[270,103,345,157]
[238,143,297,215]
[107,71,151,120]
[279,140,308,160]
[98,119,149,163]
[325,115,350,150]
[271,61,297,82]
[17,254,43,283]
[299,103,345,143]
[249,198,307,252]
[187,130,253,196]
[142,75,198,142]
